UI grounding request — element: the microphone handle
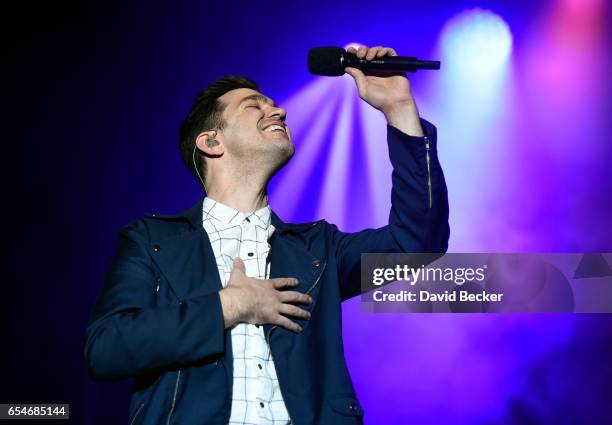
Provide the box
[344,53,440,72]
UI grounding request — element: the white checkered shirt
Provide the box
[202,197,291,425]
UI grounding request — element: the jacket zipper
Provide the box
[165,370,181,425]
[129,402,146,425]
[424,136,432,209]
[265,261,327,425]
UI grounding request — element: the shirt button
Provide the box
[259,402,264,408]
[152,244,161,252]
[258,363,262,370]
[255,324,260,328]
[248,252,254,257]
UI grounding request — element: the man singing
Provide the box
[85,45,449,425]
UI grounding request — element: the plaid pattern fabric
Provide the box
[202,197,291,425]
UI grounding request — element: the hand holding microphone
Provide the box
[311,45,428,137]
[308,45,440,76]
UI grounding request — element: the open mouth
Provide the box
[262,124,286,134]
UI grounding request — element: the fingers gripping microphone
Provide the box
[307,46,440,77]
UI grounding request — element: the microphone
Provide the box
[308,46,440,77]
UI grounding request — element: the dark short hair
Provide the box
[179,75,259,189]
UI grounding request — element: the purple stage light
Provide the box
[315,75,355,228]
[269,78,339,220]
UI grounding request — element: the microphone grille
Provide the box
[307,46,346,76]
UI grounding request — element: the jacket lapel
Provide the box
[149,228,222,300]
[148,197,223,300]
[264,212,326,339]
[268,231,322,293]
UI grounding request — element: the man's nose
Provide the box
[268,106,287,121]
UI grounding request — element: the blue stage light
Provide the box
[441,8,513,75]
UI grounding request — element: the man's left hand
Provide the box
[345,45,424,137]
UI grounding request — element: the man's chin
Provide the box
[271,138,294,156]
[246,141,294,169]
[278,144,295,163]
[269,144,294,171]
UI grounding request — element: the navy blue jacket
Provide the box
[84,120,449,425]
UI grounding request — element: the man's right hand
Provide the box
[218,258,313,333]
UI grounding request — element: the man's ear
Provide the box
[195,130,224,157]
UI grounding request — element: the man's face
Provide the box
[216,88,294,172]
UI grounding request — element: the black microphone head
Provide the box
[307,46,347,76]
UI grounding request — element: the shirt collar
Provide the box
[202,196,272,228]
[151,196,320,235]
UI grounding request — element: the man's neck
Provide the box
[204,158,274,213]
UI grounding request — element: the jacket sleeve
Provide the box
[84,219,226,381]
[330,118,450,301]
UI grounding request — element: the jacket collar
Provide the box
[154,196,322,234]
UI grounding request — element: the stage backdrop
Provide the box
[7,0,611,423]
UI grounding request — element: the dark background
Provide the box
[5,1,612,424]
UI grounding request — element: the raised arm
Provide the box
[333,45,450,301]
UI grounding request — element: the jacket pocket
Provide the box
[129,401,147,425]
[127,373,164,425]
[327,394,364,417]
[165,370,182,425]
[127,374,169,425]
